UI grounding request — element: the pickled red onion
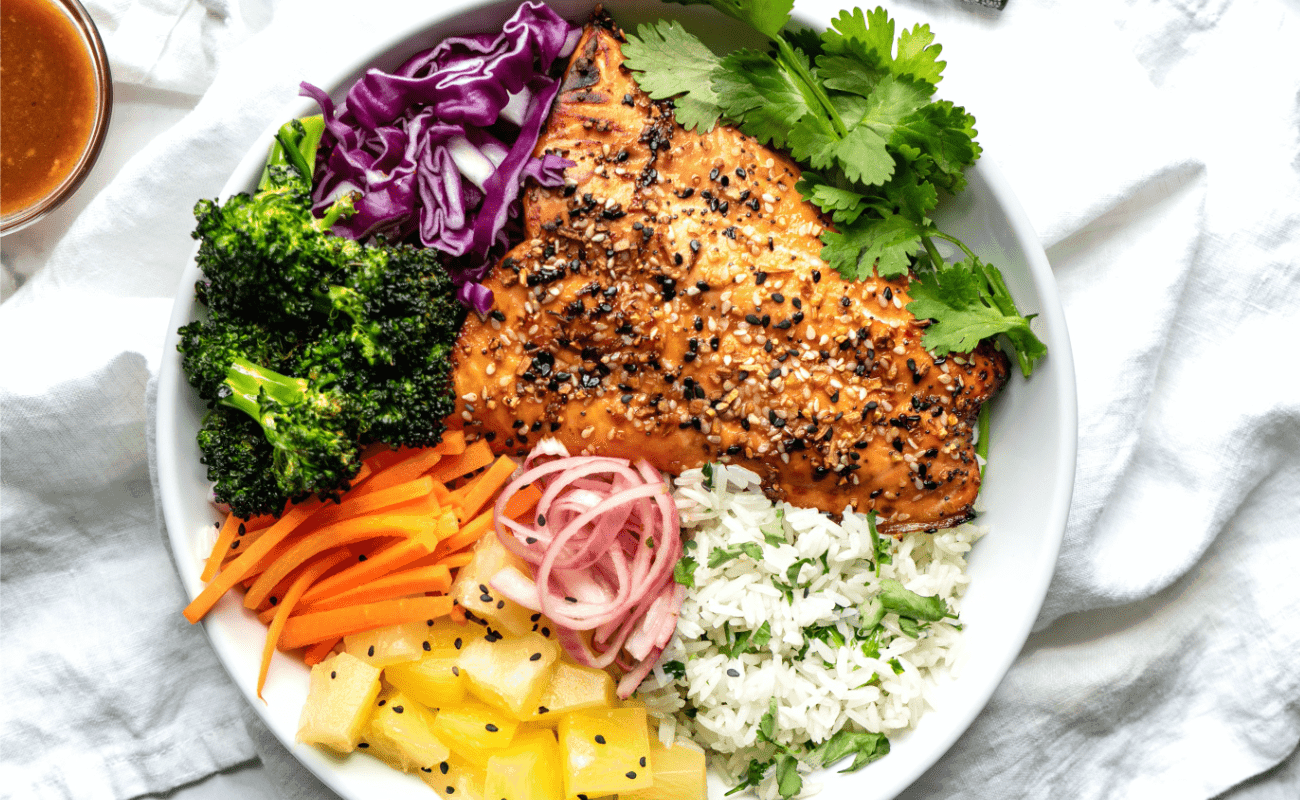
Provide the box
[489,446,684,697]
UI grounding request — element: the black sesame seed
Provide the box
[330,671,336,679]
[841,296,851,307]
[367,645,375,657]
[595,734,607,744]
[812,270,821,283]
[755,271,768,285]
[539,705,550,714]
[530,652,542,661]
[726,668,740,677]
[423,640,431,651]
[626,771,638,780]
[772,293,785,303]
[640,756,648,767]
[486,723,499,732]
[393,705,404,714]
[440,762,450,774]
[454,638,463,649]
[452,666,460,676]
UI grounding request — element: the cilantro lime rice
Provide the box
[637,464,984,798]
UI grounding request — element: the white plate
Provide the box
[156,2,1078,798]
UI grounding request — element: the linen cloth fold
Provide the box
[1,0,1297,799]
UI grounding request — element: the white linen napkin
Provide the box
[2,1,1297,799]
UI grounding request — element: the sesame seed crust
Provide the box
[450,21,1009,535]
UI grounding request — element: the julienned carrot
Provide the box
[303,637,340,666]
[204,511,278,581]
[449,455,518,521]
[184,497,325,624]
[431,509,493,561]
[203,515,242,582]
[296,564,452,614]
[429,439,494,484]
[501,482,543,523]
[299,476,436,531]
[244,514,432,610]
[278,596,454,650]
[254,543,371,615]
[435,551,474,570]
[258,549,352,698]
[297,509,456,607]
[351,449,443,498]
[433,429,466,455]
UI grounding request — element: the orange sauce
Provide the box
[1,0,99,216]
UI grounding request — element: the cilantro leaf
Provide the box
[665,0,795,40]
[774,753,803,798]
[821,7,945,87]
[622,20,724,132]
[907,256,1047,377]
[815,729,891,772]
[820,213,936,279]
[796,173,869,224]
[725,757,775,796]
[708,542,765,568]
[878,577,951,621]
[751,620,773,650]
[674,555,698,588]
[713,49,816,150]
[662,660,687,679]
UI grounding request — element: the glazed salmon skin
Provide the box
[452,16,1009,535]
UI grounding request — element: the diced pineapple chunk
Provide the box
[384,619,469,708]
[527,662,617,724]
[622,734,708,800]
[458,629,560,718]
[419,752,486,799]
[450,532,537,636]
[557,706,653,798]
[296,652,381,753]
[484,727,565,800]
[343,620,429,668]
[430,697,520,766]
[359,687,450,772]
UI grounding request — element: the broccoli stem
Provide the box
[220,356,312,425]
[258,115,326,190]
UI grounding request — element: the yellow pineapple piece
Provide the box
[429,697,520,766]
[527,662,617,724]
[295,652,381,753]
[450,533,537,636]
[384,619,470,708]
[419,752,486,799]
[557,706,653,798]
[343,620,429,668]
[484,727,565,800]
[359,687,450,772]
[458,629,560,718]
[623,733,708,800]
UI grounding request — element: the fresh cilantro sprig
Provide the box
[622,1,1047,376]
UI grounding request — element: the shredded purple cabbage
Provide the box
[301,1,580,313]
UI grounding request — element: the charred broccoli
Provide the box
[179,116,466,518]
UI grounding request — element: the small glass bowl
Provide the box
[0,0,113,235]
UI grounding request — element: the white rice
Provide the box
[637,464,984,798]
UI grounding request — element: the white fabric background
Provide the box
[1,0,1297,799]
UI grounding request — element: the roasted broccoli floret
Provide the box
[179,116,466,518]
[216,357,361,504]
[196,406,298,518]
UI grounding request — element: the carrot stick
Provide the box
[449,603,467,624]
[429,439,494,484]
[435,551,474,570]
[258,549,352,698]
[433,429,466,455]
[303,637,340,666]
[449,456,518,521]
[431,509,494,561]
[278,596,455,650]
[351,448,443,498]
[297,565,452,614]
[501,482,542,523]
[298,476,435,531]
[243,514,431,610]
[184,497,325,624]
[202,514,243,582]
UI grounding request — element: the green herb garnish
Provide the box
[623,1,1046,375]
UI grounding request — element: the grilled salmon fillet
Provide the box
[452,17,1009,534]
